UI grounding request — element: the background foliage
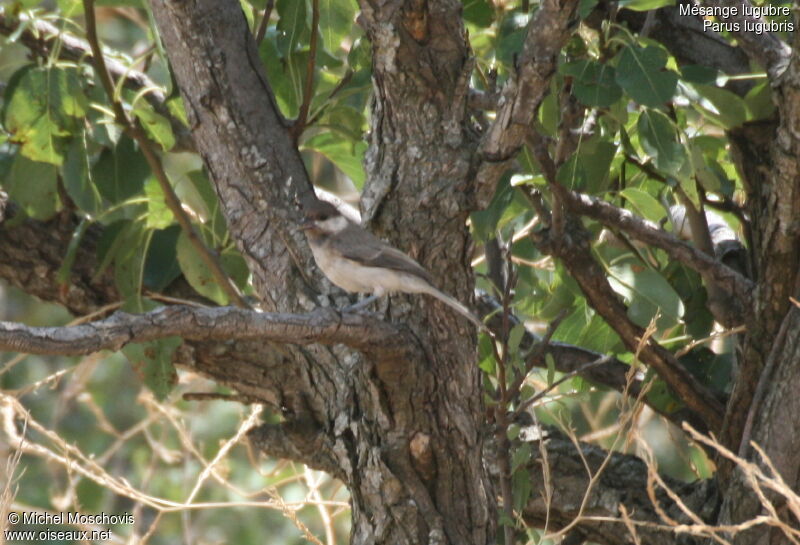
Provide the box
[1,0,782,542]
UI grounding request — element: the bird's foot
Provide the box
[343,295,378,312]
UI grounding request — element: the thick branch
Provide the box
[0,305,409,358]
[0,205,118,316]
[703,0,791,79]
[560,189,754,321]
[520,429,720,545]
[534,220,724,432]
[474,0,579,206]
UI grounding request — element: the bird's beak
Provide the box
[299,218,314,231]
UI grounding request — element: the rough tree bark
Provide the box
[148,1,494,543]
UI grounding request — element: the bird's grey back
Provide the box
[329,224,435,284]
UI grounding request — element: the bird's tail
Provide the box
[421,285,486,331]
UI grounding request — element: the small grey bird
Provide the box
[300,200,483,329]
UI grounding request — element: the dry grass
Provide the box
[0,359,349,545]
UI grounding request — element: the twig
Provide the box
[291,0,319,141]
[255,0,276,45]
[82,0,249,309]
[514,356,610,418]
[506,309,569,408]
[182,392,264,404]
[492,249,517,545]
[0,11,193,152]
[674,325,746,357]
[305,69,354,128]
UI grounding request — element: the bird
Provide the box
[300,199,485,330]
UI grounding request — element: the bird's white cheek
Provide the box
[318,216,349,233]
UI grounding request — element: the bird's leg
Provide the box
[344,294,378,312]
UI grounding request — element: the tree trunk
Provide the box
[149,1,494,543]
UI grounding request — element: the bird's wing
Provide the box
[330,226,435,284]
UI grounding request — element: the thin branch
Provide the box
[0,305,408,358]
[255,0,276,45]
[0,10,193,152]
[514,356,610,418]
[477,292,637,393]
[291,0,319,141]
[506,309,568,405]
[306,69,354,127]
[82,0,249,309]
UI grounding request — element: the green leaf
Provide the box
[546,353,556,386]
[302,132,366,188]
[144,178,175,230]
[608,264,685,328]
[132,101,176,151]
[62,135,103,214]
[644,373,683,414]
[122,336,181,400]
[680,64,717,85]
[561,60,622,108]
[259,34,304,118]
[637,109,687,174]
[512,467,533,512]
[92,136,150,204]
[94,220,131,280]
[56,218,90,285]
[57,0,83,14]
[508,323,526,353]
[320,0,357,53]
[556,154,587,189]
[511,443,532,473]
[276,0,309,56]
[239,0,255,28]
[4,154,59,219]
[615,45,678,107]
[470,172,515,241]
[579,0,600,19]
[580,314,622,353]
[220,246,251,291]
[496,15,528,67]
[321,104,366,140]
[176,231,238,304]
[478,335,497,374]
[620,187,664,223]
[3,65,88,165]
[743,80,775,122]
[113,224,148,300]
[538,91,559,136]
[186,169,228,244]
[691,84,748,129]
[578,140,617,193]
[553,304,589,346]
[690,144,720,193]
[463,0,494,26]
[144,225,182,291]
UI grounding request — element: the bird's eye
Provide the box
[318,214,329,221]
